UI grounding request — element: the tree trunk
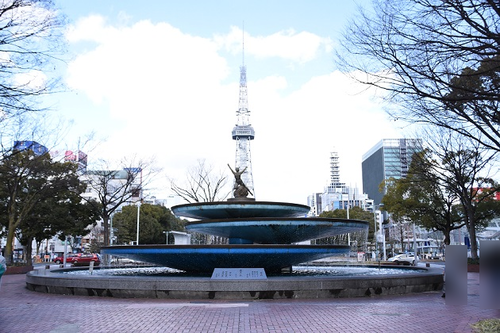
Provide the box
[25,237,33,266]
[103,215,109,246]
[443,226,451,246]
[4,220,16,265]
[3,234,13,265]
[465,205,479,259]
[468,217,479,259]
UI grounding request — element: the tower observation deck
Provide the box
[232,64,255,197]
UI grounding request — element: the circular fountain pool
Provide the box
[26,264,443,300]
[60,265,426,277]
[26,201,443,299]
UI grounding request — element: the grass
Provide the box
[471,319,500,333]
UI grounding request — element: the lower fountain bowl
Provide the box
[100,244,349,273]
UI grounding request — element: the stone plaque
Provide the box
[211,268,267,280]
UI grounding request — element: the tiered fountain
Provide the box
[98,199,368,274]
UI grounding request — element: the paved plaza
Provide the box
[0,270,499,333]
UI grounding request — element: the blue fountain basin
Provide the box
[186,218,369,244]
[101,245,349,273]
[171,201,311,219]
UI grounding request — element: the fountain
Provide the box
[25,180,443,299]
[97,199,368,273]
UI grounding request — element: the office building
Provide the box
[362,138,423,206]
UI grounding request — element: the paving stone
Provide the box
[0,272,498,333]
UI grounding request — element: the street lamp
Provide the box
[373,208,379,261]
[381,218,387,261]
[413,222,419,266]
[373,204,387,261]
[110,213,114,245]
[136,200,141,245]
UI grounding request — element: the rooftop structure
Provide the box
[308,151,367,215]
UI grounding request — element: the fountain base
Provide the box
[26,265,443,300]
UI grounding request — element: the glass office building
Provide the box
[362,139,423,206]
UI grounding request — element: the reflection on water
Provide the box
[62,265,424,277]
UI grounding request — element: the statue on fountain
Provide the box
[228,164,253,199]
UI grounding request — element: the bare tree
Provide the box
[81,157,159,246]
[170,159,230,203]
[0,0,63,120]
[337,0,500,152]
[422,128,498,258]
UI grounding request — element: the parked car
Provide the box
[110,257,143,265]
[53,253,81,264]
[387,253,416,265]
[73,253,100,266]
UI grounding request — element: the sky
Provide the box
[50,0,404,205]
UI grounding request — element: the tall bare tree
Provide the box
[383,128,499,258]
[0,0,65,161]
[81,158,159,246]
[0,0,63,120]
[170,159,230,203]
[337,0,500,152]
[430,131,499,258]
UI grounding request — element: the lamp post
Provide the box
[163,231,169,244]
[373,204,387,261]
[136,200,141,245]
[110,213,114,245]
[373,208,378,261]
[413,222,418,266]
[380,215,387,261]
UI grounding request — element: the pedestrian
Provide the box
[0,253,6,291]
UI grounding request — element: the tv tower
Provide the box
[231,33,255,198]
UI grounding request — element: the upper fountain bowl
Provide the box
[171,201,311,219]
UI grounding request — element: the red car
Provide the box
[53,253,81,264]
[73,253,100,266]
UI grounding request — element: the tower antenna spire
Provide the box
[242,21,245,66]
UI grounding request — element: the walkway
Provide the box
[0,271,498,333]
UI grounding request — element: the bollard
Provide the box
[426,262,430,267]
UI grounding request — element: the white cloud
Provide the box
[250,71,401,202]
[64,17,401,204]
[215,26,332,63]
[66,15,109,43]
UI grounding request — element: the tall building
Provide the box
[307,193,322,216]
[231,57,255,197]
[362,138,423,206]
[307,150,367,215]
[327,151,346,192]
